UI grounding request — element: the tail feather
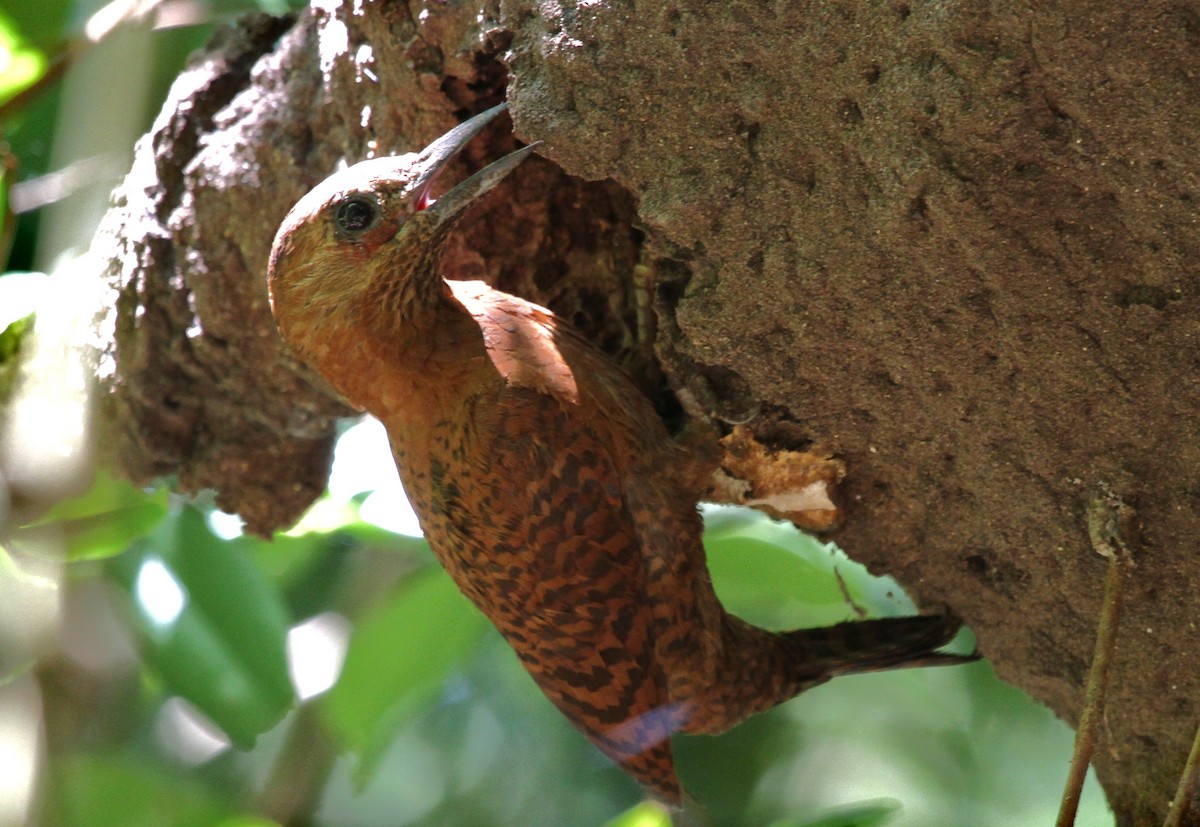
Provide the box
[681,612,978,736]
[783,613,978,681]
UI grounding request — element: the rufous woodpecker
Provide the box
[267,102,975,806]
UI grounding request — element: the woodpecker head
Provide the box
[267,103,536,345]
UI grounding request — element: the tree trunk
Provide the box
[93,2,1200,824]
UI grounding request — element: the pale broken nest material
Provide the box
[708,426,844,533]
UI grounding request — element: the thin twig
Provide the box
[1055,486,1134,827]
[1163,718,1200,827]
[833,565,867,619]
[255,701,338,826]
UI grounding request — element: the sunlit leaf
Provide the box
[109,506,293,748]
[0,309,30,366]
[20,469,168,561]
[285,496,430,557]
[601,800,673,827]
[30,469,156,525]
[321,566,489,784]
[0,11,48,107]
[0,271,40,399]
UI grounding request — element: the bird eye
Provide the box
[333,196,378,236]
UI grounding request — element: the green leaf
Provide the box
[0,11,48,108]
[109,506,294,748]
[703,506,857,630]
[772,798,902,827]
[0,2,69,50]
[21,469,168,561]
[284,499,430,559]
[243,510,431,618]
[42,753,233,827]
[0,309,30,363]
[0,271,42,399]
[321,566,489,783]
[706,534,846,623]
[601,800,674,827]
[701,505,920,627]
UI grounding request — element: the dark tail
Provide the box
[783,613,979,681]
[681,612,979,736]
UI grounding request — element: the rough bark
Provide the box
[94,1,1200,824]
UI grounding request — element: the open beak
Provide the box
[409,102,539,225]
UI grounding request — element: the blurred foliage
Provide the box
[42,753,237,827]
[0,0,307,274]
[0,311,33,401]
[2,455,1115,827]
[18,470,167,561]
[108,505,294,748]
[0,10,48,108]
[322,566,489,784]
[602,801,673,827]
[0,1,1116,826]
